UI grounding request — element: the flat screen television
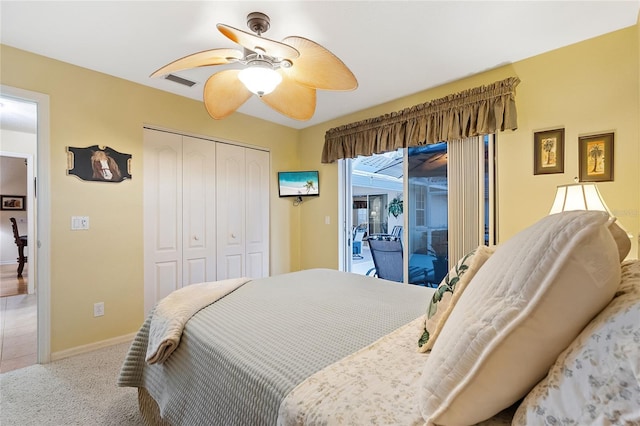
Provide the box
[278,170,320,197]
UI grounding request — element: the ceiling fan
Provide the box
[151,12,358,121]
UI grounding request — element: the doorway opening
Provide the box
[1,85,52,368]
[0,98,37,371]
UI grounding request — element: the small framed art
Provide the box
[534,128,564,175]
[1,195,26,211]
[579,132,614,182]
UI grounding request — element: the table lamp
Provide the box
[549,182,632,260]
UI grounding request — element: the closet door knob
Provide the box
[193,235,199,241]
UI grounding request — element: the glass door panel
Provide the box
[367,194,388,235]
[407,143,448,286]
[349,149,403,277]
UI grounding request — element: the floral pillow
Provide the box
[512,259,640,425]
[418,245,495,352]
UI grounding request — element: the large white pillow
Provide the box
[609,219,632,261]
[513,259,640,425]
[419,211,622,425]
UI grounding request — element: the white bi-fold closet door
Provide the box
[215,142,270,280]
[143,128,269,314]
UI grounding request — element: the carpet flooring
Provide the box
[0,341,143,425]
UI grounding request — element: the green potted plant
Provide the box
[388,195,403,218]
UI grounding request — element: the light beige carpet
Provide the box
[0,342,143,425]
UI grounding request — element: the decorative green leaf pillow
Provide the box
[418,245,495,352]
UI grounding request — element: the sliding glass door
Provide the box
[338,135,494,285]
[407,143,449,286]
[341,149,403,275]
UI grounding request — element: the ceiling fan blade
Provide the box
[281,36,357,91]
[203,70,252,119]
[217,24,299,59]
[150,48,243,77]
[261,73,316,121]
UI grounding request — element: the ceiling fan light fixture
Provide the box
[152,12,357,120]
[238,60,282,96]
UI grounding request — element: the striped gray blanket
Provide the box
[118,268,432,425]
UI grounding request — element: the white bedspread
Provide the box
[277,316,516,426]
[146,277,250,364]
[277,317,428,425]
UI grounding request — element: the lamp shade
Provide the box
[550,183,633,258]
[549,183,612,215]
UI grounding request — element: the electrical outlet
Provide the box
[93,302,104,317]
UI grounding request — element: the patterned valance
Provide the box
[322,77,520,163]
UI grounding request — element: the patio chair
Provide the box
[367,236,403,282]
[367,234,436,286]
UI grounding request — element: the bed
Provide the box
[118,211,640,425]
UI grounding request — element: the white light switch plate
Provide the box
[71,216,89,230]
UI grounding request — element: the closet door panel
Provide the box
[182,136,216,284]
[155,262,179,302]
[222,255,243,279]
[246,252,265,278]
[216,143,246,279]
[156,147,180,253]
[245,149,270,278]
[184,258,206,284]
[143,129,183,315]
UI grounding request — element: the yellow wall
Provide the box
[1,22,638,354]
[1,45,300,352]
[298,25,640,270]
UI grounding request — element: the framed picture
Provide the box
[1,195,26,211]
[534,128,564,175]
[66,145,132,183]
[579,132,614,182]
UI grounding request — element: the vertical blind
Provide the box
[447,136,489,263]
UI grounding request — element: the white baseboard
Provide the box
[50,332,136,362]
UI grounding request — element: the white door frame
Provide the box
[1,85,52,363]
[337,151,409,281]
[337,159,353,272]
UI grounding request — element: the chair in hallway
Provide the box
[10,218,27,278]
[367,236,403,282]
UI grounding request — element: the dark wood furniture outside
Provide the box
[10,217,27,278]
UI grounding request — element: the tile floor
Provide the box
[0,264,37,373]
[352,245,374,275]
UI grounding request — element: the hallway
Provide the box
[0,264,37,373]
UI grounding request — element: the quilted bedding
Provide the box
[118,268,433,425]
[278,316,517,426]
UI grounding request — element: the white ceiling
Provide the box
[1,1,638,131]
